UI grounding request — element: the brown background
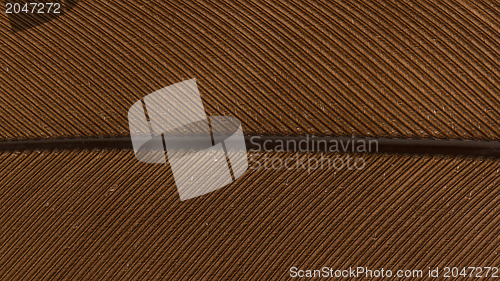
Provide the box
[0,1,499,280]
[1,0,499,140]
